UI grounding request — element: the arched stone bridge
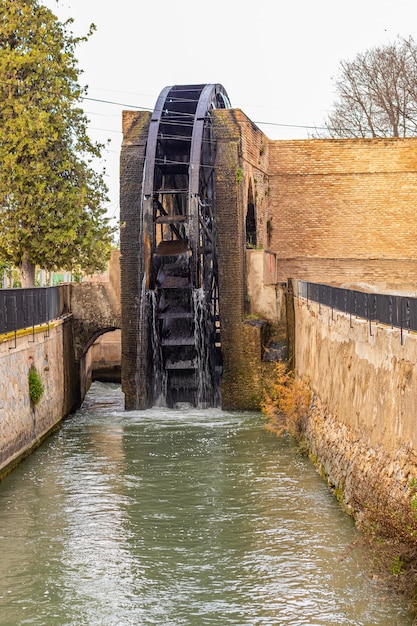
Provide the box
[69,250,121,362]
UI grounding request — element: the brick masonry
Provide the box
[120,106,417,409]
[268,138,417,289]
[120,111,151,409]
[212,109,270,409]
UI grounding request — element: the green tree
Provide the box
[322,37,417,138]
[0,0,114,287]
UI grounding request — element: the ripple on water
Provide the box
[0,382,414,626]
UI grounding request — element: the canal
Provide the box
[0,382,414,625]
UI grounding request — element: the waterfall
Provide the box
[148,290,167,406]
[134,273,149,407]
[193,287,213,408]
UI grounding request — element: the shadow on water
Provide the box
[0,381,414,626]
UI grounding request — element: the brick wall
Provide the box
[120,107,417,410]
[268,138,417,289]
[212,109,274,409]
[120,111,151,409]
[214,109,271,250]
[212,111,246,409]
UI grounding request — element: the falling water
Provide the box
[148,289,167,406]
[135,273,148,406]
[193,287,214,408]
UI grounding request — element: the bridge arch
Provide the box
[77,326,121,399]
[67,252,121,402]
[80,326,121,358]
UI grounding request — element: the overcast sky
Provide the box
[44,0,417,226]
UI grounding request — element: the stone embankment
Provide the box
[0,318,77,478]
[294,291,417,525]
[306,395,417,521]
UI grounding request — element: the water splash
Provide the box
[135,273,148,408]
[148,290,167,406]
[193,287,213,408]
[2,383,412,626]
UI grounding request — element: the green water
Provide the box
[0,382,414,625]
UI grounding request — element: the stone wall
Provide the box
[293,288,417,517]
[0,318,77,478]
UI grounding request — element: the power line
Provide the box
[1,78,327,132]
[82,96,153,111]
[252,119,327,131]
[80,94,327,133]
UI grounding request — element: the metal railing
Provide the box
[298,281,417,340]
[0,287,64,335]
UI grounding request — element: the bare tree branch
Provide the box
[319,37,417,138]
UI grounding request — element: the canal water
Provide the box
[0,382,414,626]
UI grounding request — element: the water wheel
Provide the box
[141,84,231,407]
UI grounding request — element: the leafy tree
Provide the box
[0,0,114,287]
[322,36,417,138]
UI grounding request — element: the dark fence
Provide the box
[298,281,417,336]
[0,287,64,335]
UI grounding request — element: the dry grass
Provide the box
[261,362,311,439]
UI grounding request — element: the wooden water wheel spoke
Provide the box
[141,84,230,407]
